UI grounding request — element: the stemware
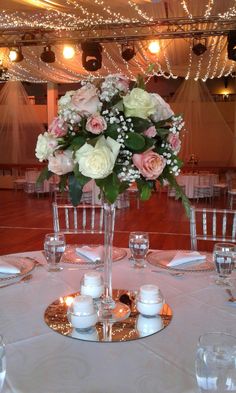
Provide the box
[129,232,149,268]
[0,335,6,392]
[44,233,66,272]
[213,242,236,286]
[195,332,236,392]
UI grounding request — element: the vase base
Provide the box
[98,301,130,323]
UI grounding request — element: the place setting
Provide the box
[0,255,36,288]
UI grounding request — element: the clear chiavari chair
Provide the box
[190,205,236,250]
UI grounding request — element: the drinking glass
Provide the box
[129,232,149,268]
[195,332,236,392]
[44,233,66,272]
[0,335,6,392]
[213,243,236,286]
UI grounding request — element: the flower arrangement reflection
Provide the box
[36,74,188,211]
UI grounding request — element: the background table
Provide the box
[0,249,235,393]
[177,174,219,198]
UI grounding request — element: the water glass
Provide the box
[195,332,236,392]
[129,232,149,268]
[44,233,66,272]
[0,336,6,392]
[213,243,236,286]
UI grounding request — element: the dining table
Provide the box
[0,247,235,393]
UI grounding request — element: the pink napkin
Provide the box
[0,257,21,274]
[75,246,104,262]
[167,251,206,267]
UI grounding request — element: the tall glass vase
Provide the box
[100,201,130,322]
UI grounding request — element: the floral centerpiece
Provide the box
[36,73,188,212]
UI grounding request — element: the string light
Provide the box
[204,0,215,18]
[181,1,193,19]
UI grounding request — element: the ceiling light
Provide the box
[121,43,135,61]
[40,45,55,63]
[63,45,75,59]
[192,40,207,56]
[81,42,102,72]
[148,40,160,54]
[227,31,236,62]
[9,47,24,62]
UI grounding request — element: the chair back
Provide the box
[190,206,236,250]
[52,202,105,234]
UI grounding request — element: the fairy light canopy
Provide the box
[0,0,235,83]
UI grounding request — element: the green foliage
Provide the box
[36,167,53,184]
[124,132,146,151]
[156,127,170,138]
[136,179,152,200]
[68,174,83,206]
[105,123,119,140]
[165,173,190,217]
[130,117,151,133]
[73,163,90,186]
[96,172,120,203]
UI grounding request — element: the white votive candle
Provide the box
[69,295,98,330]
[80,272,104,299]
[137,284,164,316]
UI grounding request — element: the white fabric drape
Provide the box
[0,81,44,164]
[170,79,235,166]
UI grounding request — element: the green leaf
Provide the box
[105,123,119,140]
[147,63,155,73]
[36,167,53,184]
[136,180,152,200]
[130,117,151,133]
[156,127,170,138]
[73,163,90,186]
[59,175,67,192]
[68,174,83,206]
[96,173,120,204]
[124,132,145,151]
[135,74,146,90]
[71,135,86,149]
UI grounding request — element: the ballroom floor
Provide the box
[0,189,229,255]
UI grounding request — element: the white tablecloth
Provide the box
[0,249,235,393]
[177,174,219,198]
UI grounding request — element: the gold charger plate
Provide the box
[44,289,173,342]
[0,256,36,287]
[61,244,127,267]
[147,250,214,272]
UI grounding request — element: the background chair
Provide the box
[190,205,236,250]
[227,178,236,209]
[52,202,105,234]
[193,175,213,203]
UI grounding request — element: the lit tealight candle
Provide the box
[137,284,164,316]
[80,272,104,299]
[68,295,98,330]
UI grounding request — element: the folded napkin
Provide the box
[0,257,21,274]
[75,246,104,262]
[167,251,206,267]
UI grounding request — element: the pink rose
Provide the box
[115,74,130,93]
[71,85,102,116]
[48,150,74,175]
[86,113,107,135]
[133,150,166,180]
[168,133,181,153]
[48,117,67,137]
[143,126,157,138]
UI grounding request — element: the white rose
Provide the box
[35,132,58,162]
[48,150,74,175]
[58,91,75,110]
[75,136,121,179]
[123,88,156,119]
[150,93,174,122]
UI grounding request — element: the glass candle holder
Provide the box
[67,295,98,331]
[136,284,164,317]
[80,272,104,299]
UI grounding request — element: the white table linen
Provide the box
[0,249,235,393]
[177,174,219,198]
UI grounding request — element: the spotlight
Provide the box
[9,47,24,62]
[81,42,102,72]
[227,31,236,61]
[121,43,135,61]
[40,45,55,63]
[148,40,160,54]
[192,41,207,56]
[63,45,75,59]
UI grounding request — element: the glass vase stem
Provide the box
[102,202,116,311]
